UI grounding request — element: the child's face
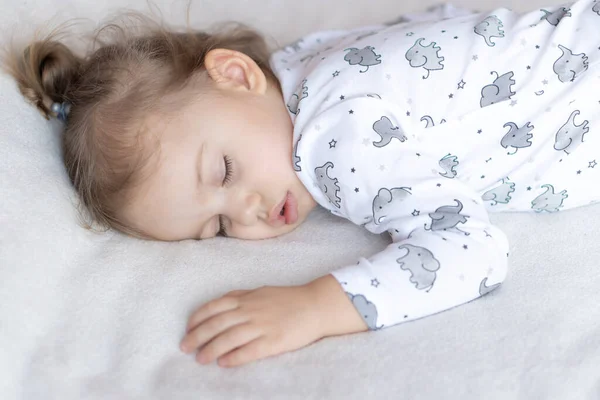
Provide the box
[120,52,317,241]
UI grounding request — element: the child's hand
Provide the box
[180,274,368,368]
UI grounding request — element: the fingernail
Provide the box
[180,343,188,353]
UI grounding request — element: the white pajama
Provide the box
[269,0,600,330]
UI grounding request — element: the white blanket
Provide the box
[2,0,599,399]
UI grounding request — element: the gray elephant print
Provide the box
[284,38,303,53]
[396,244,441,292]
[531,184,568,212]
[474,15,505,47]
[501,121,534,155]
[315,162,341,208]
[439,154,458,179]
[554,110,589,154]
[421,115,447,128]
[372,187,412,225]
[287,79,308,115]
[553,45,589,83]
[344,46,382,73]
[479,277,501,296]
[482,178,516,206]
[424,199,470,236]
[405,38,444,79]
[346,292,382,330]
[540,7,572,26]
[293,134,302,172]
[594,1,600,15]
[480,71,516,108]
[372,116,407,147]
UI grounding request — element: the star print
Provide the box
[485,231,492,237]
[404,315,408,319]
[329,139,337,148]
[416,153,421,157]
[332,70,340,77]
[589,160,597,168]
[371,279,380,288]
[412,209,420,216]
[351,168,356,173]
[463,244,468,250]
[472,55,479,61]
[481,175,485,179]
[454,36,459,39]
[386,74,392,80]
[349,110,354,114]
[536,45,540,49]
[354,188,360,193]
[436,183,442,187]
[406,32,414,36]
[340,95,345,100]
[362,138,370,146]
[577,170,582,174]
[406,111,411,116]
[527,186,532,191]
[442,30,446,33]
[457,80,466,89]
[542,79,549,85]
[442,237,447,241]
[407,98,413,104]
[449,93,454,99]
[379,165,386,171]
[477,129,483,134]
[510,100,518,106]
[526,66,531,70]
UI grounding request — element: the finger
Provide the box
[196,324,262,365]
[181,311,248,354]
[217,337,271,368]
[186,296,239,333]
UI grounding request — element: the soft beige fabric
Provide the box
[2,1,599,399]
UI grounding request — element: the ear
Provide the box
[204,49,267,94]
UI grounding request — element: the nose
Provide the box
[228,190,264,226]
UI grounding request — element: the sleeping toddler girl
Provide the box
[6,0,600,367]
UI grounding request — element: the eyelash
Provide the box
[222,155,233,186]
[218,155,233,237]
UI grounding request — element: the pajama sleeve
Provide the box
[300,100,510,330]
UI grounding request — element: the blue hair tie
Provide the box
[50,102,71,122]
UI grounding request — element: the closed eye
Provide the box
[218,217,228,237]
[218,155,233,237]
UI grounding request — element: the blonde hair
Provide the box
[4,14,279,239]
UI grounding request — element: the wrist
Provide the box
[304,274,368,337]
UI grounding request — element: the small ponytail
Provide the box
[6,38,80,119]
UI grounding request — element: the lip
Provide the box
[268,191,297,227]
